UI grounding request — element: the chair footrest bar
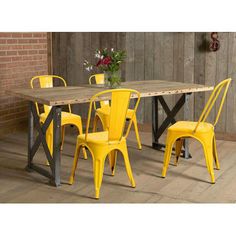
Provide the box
[152,142,165,150]
[152,142,192,158]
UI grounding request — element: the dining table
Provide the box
[8,80,213,186]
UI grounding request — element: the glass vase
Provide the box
[104,70,121,89]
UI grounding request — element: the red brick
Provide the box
[0,39,7,44]
[23,33,33,38]
[32,55,43,60]
[38,39,47,43]
[0,64,7,70]
[38,49,47,54]
[33,33,46,38]
[28,50,38,55]
[23,45,33,50]
[12,33,23,38]
[33,44,43,49]
[22,55,33,61]
[0,33,12,38]
[7,62,21,68]
[10,45,23,50]
[0,57,11,63]
[7,39,17,44]
[0,51,6,56]
[12,56,23,61]
[0,45,10,50]
[0,73,12,80]
[18,50,28,55]
[7,51,17,56]
[17,39,30,44]
[29,39,38,43]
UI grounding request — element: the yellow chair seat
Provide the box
[168,121,214,133]
[40,111,82,125]
[39,111,86,159]
[78,131,125,145]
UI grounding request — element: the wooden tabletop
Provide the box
[7,80,214,106]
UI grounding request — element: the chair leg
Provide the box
[81,147,87,160]
[108,150,117,176]
[75,120,87,160]
[69,141,81,185]
[45,123,53,166]
[102,119,109,132]
[202,139,215,184]
[121,145,136,188]
[61,125,65,151]
[175,138,183,166]
[132,114,142,150]
[92,114,99,132]
[213,135,220,170]
[93,158,105,199]
[162,134,175,178]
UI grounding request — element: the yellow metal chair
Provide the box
[30,75,87,159]
[89,74,142,150]
[162,78,232,183]
[69,88,141,199]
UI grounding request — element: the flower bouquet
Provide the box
[84,48,126,88]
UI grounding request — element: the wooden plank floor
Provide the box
[0,128,236,203]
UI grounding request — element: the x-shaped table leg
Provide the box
[152,93,192,158]
[26,101,62,186]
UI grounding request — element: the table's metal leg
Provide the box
[152,96,159,148]
[26,102,62,187]
[52,106,61,187]
[183,93,191,159]
[152,94,192,159]
[27,101,34,169]
[152,95,185,150]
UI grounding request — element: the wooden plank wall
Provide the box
[52,32,236,136]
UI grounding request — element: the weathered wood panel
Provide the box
[134,33,145,123]
[194,32,206,121]
[153,33,165,125]
[52,32,236,137]
[125,32,135,82]
[226,32,236,133]
[183,33,195,121]
[173,33,184,120]
[117,32,126,80]
[204,32,217,124]
[215,32,228,132]
[162,33,174,123]
[144,32,154,123]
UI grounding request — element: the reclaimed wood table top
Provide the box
[7,80,214,106]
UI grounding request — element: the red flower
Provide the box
[96,56,112,67]
[102,56,112,65]
[96,59,102,67]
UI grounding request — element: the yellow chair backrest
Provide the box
[85,89,141,143]
[194,78,232,132]
[89,74,109,108]
[30,75,71,115]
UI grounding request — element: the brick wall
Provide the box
[0,32,49,136]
